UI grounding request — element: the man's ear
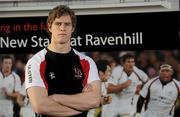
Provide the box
[72,27,75,33]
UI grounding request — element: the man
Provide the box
[87,60,112,117]
[25,5,101,117]
[135,64,180,117]
[105,53,148,117]
[0,55,21,117]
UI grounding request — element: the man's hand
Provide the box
[1,87,8,96]
[134,113,141,117]
[122,79,132,89]
[135,84,142,94]
[101,95,112,105]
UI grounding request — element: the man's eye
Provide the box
[55,23,61,26]
[65,23,72,26]
[57,23,61,26]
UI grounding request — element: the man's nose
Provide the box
[59,24,66,31]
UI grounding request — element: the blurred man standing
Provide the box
[0,55,21,117]
[87,60,112,117]
[106,53,148,117]
[135,64,180,117]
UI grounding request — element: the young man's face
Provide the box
[2,58,13,73]
[159,69,173,82]
[49,15,74,45]
[123,58,135,73]
[100,65,111,82]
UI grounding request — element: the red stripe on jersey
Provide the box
[80,59,90,86]
[40,60,48,89]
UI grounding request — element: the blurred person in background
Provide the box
[16,54,34,117]
[135,64,180,117]
[146,67,158,79]
[0,55,21,117]
[106,53,148,117]
[136,51,149,73]
[87,60,112,117]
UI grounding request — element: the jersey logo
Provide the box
[27,65,32,83]
[50,72,56,80]
[74,68,82,79]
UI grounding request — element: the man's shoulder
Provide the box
[12,72,20,78]
[173,79,180,88]
[73,49,94,62]
[27,49,47,65]
[133,66,146,74]
[113,65,123,73]
[146,77,159,84]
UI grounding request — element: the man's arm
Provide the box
[1,87,19,99]
[50,80,101,111]
[134,95,145,117]
[107,79,131,93]
[16,93,25,107]
[27,86,82,117]
[136,95,145,113]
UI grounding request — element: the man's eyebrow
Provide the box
[54,21,71,23]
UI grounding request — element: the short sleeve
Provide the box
[140,78,156,98]
[133,66,148,83]
[25,53,47,90]
[87,58,100,84]
[108,66,123,85]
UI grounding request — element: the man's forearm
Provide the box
[42,101,82,117]
[50,92,100,111]
[6,92,19,99]
[136,95,145,113]
[107,80,131,94]
[107,83,123,93]
[32,95,82,117]
[50,81,101,111]
[27,87,82,117]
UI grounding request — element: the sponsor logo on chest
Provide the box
[49,72,56,80]
[74,68,83,79]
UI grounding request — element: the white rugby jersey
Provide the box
[109,65,148,99]
[0,71,21,99]
[140,77,180,116]
[102,65,148,117]
[0,71,21,116]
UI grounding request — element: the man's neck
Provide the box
[2,70,11,77]
[159,77,172,86]
[124,69,133,76]
[48,43,71,54]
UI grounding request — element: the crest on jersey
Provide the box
[74,68,82,79]
[50,72,56,80]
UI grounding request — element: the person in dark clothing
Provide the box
[25,5,101,117]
